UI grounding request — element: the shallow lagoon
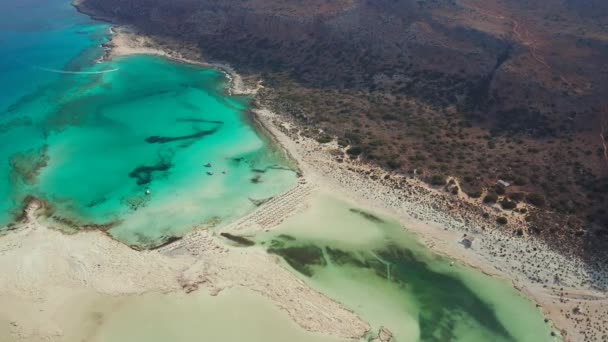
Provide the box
[0,55,297,247]
[85,288,347,342]
[0,287,349,342]
[1,1,557,341]
[259,194,556,342]
[0,3,297,248]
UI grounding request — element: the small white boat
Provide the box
[145,189,151,195]
[204,163,212,168]
[206,171,214,176]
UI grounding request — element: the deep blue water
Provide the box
[0,0,107,111]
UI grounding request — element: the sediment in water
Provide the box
[258,193,554,342]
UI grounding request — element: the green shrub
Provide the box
[409,153,426,161]
[483,192,498,204]
[526,193,546,207]
[500,199,517,210]
[386,159,403,170]
[316,135,332,144]
[467,190,482,198]
[508,192,524,202]
[514,177,527,186]
[496,216,508,225]
[346,146,363,156]
[429,174,447,186]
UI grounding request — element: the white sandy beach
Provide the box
[1,25,608,342]
[0,200,368,341]
[251,105,608,341]
[103,27,260,96]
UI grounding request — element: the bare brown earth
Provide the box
[75,0,608,263]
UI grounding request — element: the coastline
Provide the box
[0,12,370,341]
[6,4,608,340]
[71,0,114,23]
[253,104,608,341]
[97,26,260,97]
[0,198,369,341]
[95,24,608,340]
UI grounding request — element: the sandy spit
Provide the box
[99,27,608,341]
[5,15,608,341]
[0,23,369,342]
[249,108,608,342]
[0,199,368,341]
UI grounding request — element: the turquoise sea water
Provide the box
[0,0,297,248]
[1,1,557,341]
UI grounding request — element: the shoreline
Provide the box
[102,30,608,341]
[96,25,608,340]
[252,102,608,341]
[0,219,370,341]
[97,26,260,97]
[0,14,370,341]
[8,5,608,340]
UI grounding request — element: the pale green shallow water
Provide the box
[0,288,350,342]
[258,194,558,342]
[1,1,559,341]
[86,288,348,342]
[0,55,297,248]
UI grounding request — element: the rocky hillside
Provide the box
[78,0,608,258]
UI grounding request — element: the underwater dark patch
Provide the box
[44,95,103,132]
[249,197,273,207]
[176,117,224,124]
[81,220,120,232]
[349,208,385,224]
[419,312,459,342]
[267,165,295,172]
[325,247,366,267]
[150,236,183,250]
[268,241,326,277]
[129,231,167,250]
[177,100,203,113]
[49,214,119,233]
[250,165,294,174]
[9,145,49,185]
[86,196,107,208]
[269,233,515,340]
[374,244,514,341]
[220,232,255,246]
[145,127,219,144]
[0,117,33,134]
[128,162,172,185]
[6,103,18,113]
[277,234,296,241]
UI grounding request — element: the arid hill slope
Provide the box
[78,0,608,257]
